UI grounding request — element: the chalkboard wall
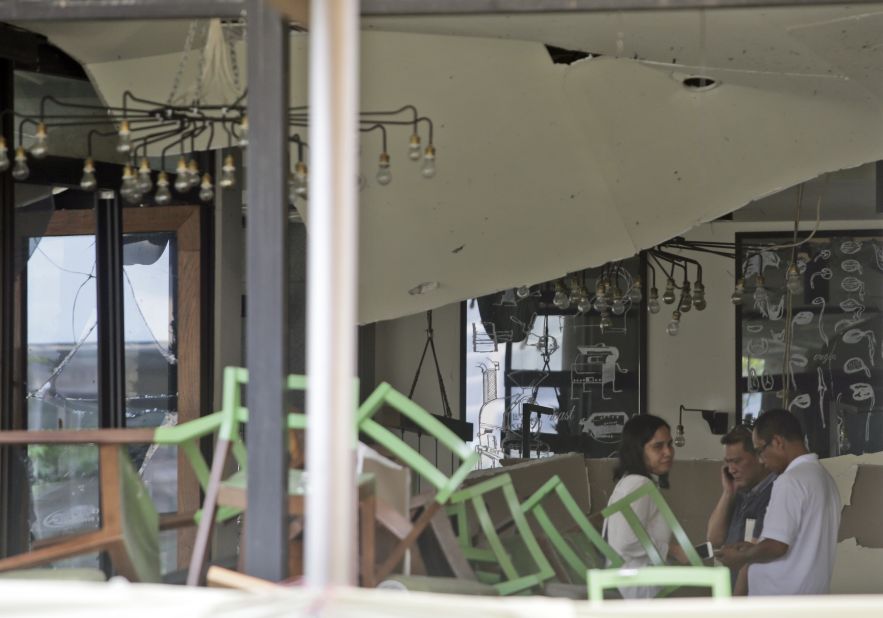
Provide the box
[476,255,646,459]
[736,231,883,457]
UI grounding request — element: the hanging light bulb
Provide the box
[674,424,686,448]
[376,152,392,186]
[30,122,49,159]
[553,283,569,309]
[408,133,422,161]
[662,279,676,304]
[219,154,236,189]
[155,171,172,205]
[568,285,582,308]
[678,281,693,313]
[628,276,643,303]
[421,144,436,178]
[198,173,214,202]
[0,136,9,172]
[611,287,626,315]
[754,274,768,303]
[516,285,531,299]
[593,280,609,313]
[117,119,132,153]
[577,295,592,314]
[648,287,661,314]
[120,164,139,203]
[293,160,308,198]
[11,146,29,180]
[79,158,97,191]
[174,157,190,193]
[136,158,153,194]
[666,310,681,336]
[785,263,803,295]
[731,278,745,305]
[600,311,613,331]
[237,115,249,147]
[692,281,707,311]
[187,159,201,188]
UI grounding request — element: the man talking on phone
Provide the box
[706,425,774,589]
[717,409,841,595]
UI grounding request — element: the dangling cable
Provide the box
[780,184,804,407]
[408,310,453,418]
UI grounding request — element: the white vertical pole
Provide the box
[305,0,360,588]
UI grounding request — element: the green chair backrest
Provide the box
[357,382,478,504]
[446,473,555,596]
[600,481,702,567]
[152,367,313,524]
[520,475,623,580]
[117,446,161,583]
[587,566,732,601]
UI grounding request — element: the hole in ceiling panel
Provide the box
[545,45,596,65]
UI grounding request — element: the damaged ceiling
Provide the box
[15,4,883,323]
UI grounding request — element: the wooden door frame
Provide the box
[25,204,203,565]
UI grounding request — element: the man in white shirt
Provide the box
[716,409,841,595]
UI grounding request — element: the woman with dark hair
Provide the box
[603,414,686,598]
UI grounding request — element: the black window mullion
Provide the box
[0,56,28,559]
[95,190,126,429]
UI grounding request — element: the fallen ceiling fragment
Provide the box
[19,4,883,323]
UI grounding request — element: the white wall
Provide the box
[374,303,462,418]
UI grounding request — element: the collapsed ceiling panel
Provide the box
[16,5,883,323]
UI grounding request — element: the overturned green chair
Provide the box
[520,475,623,585]
[600,481,702,568]
[599,480,705,597]
[187,368,421,587]
[185,367,316,585]
[446,472,557,595]
[357,382,480,583]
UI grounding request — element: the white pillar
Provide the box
[304,0,360,588]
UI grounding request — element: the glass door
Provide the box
[11,189,204,574]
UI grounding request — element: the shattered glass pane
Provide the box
[26,234,100,569]
[123,232,178,572]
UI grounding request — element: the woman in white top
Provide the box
[603,414,687,598]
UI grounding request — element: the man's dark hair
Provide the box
[754,408,805,444]
[721,424,756,454]
[615,414,671,488]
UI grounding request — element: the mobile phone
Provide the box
[723,466,734,481]
[694,541,714,560]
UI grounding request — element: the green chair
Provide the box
[600,480,705,597]
[520,475,623,583]
[600,481,702,567]
[184,366,312,585]
[446,473,556,596]
[357,382,480,582]
[587,566,732,601]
